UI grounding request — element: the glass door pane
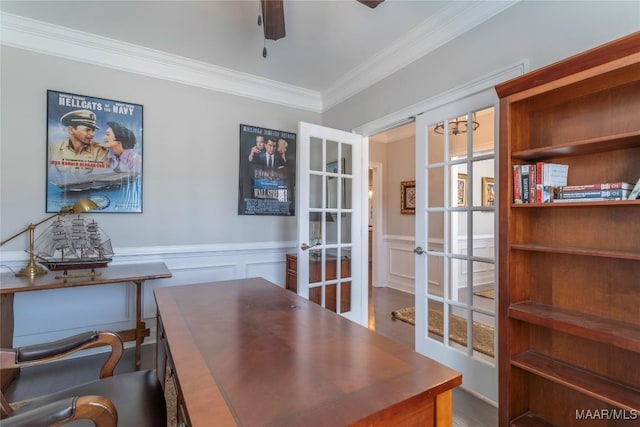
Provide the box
[415,99,498,402]
[298,124,362,319]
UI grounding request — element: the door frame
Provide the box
[368,160,384,288]
[351,61,527,404]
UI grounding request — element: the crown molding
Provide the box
[0,12,323,112]
[1,3,517,114]
[353,59,528,137]
[322,1,520,111]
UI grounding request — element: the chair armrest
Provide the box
[0,331,123,378]
[2,395,117,427]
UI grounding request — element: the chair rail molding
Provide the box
[0,241,297,348]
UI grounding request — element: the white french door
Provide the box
[414,90,498,402]
[296,122,366,325]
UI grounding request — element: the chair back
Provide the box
[1,391,14,419]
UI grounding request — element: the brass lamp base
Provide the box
[15,261,48,278]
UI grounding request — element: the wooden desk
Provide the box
[0,262,171,389]
[155,278,462,427]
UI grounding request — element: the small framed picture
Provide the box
[457,173,468,207]
[401,181,416,214]
[482,176,495,206]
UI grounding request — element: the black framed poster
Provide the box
[238,124,296,216]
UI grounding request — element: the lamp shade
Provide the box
[66,199,99,214]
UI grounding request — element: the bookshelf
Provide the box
[495,32,640,426]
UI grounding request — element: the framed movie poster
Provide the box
[238,124,296,216]
[46,90,143,213]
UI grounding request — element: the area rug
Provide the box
[391,306,495,357]
[473,288,495,299]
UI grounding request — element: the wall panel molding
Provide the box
[1,241,296,347]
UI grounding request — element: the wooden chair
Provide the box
[0,331,166,426]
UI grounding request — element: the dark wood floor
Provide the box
[5,286,497,427]
[369,286,498,427]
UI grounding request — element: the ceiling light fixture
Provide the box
[434,113,479,135]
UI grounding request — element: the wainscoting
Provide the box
[380,235,418,294]
[0,241,296,347]
[3,234,493,348]
[378,234,495,296]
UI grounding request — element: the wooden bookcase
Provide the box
[495,32,640,426]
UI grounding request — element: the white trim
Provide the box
[0,12,322,112]
[0,3,519,113]
[352,60,529,137]
[323,1,520,110]
[2,242,297,348]
[368,161,384,288]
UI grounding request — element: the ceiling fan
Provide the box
[258,0,384,56]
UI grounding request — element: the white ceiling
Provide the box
[1,0,517,111]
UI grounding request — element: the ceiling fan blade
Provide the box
[261,0,285,41]
[357,0,384,8]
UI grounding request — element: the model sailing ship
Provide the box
[33,215,114,271]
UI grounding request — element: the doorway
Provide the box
[415,98,497,402]
[366,106,497,402]
[355,62,525,406]
[366,122,415,333]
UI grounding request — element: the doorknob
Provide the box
[414,246,425,255]
[301,243,317,251]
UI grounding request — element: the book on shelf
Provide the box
[628,177,640,200]
[557,189,631,199]
[512,162,568,204]
[535,162,543,203]
[521,165,530,203]
[528,164,536,202]
[561,182,634,191]
[552,197,629,203]
[537,162,568,203]
[513,165,522,204]
[542,163,568,186]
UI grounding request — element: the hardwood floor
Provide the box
[369,286,498,427]
[5,286,497,427]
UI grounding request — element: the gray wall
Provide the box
[323,1,640,131]
[384,137,415,236]
[2,1,637,253]
[0,47,320,251]
[0,0,638,347]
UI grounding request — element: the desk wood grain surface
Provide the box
[155,278,462,426]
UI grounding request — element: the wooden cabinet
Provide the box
[495,32,640,426]
[285,253,299,294]
[157,313,190,427]
[285,253,351,313]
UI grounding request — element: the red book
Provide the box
[535,162,544,203]
[513,165,522,204]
